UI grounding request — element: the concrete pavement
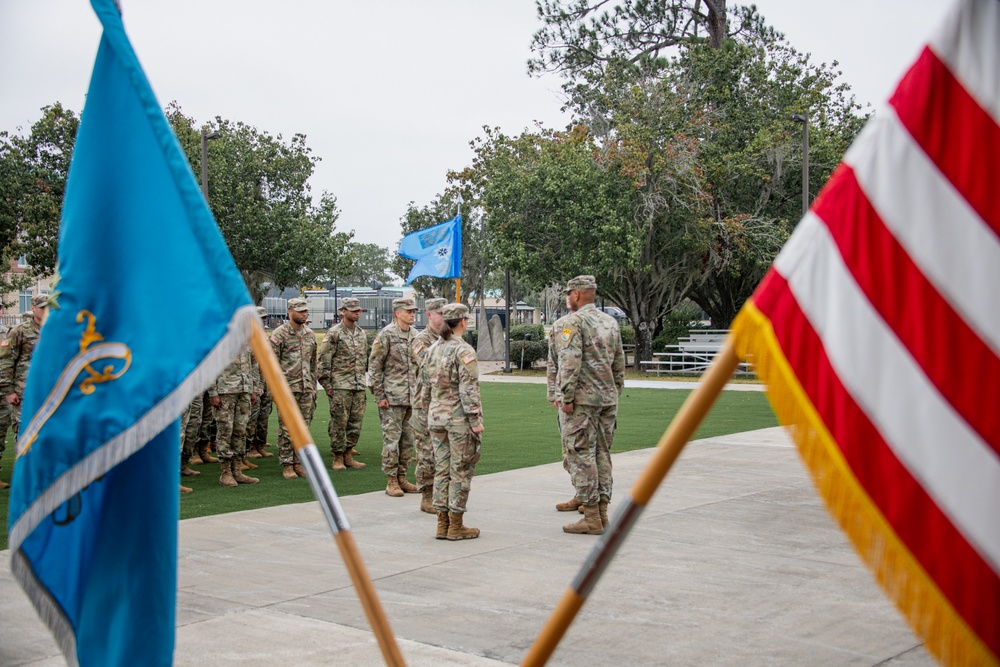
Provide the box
[1,426,930,666]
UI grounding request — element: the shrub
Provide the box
[512,339,548,369]
[619,325,636,345]
[464,328,478,349]
[510,323,544,341]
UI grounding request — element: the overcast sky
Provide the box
[1,0,953,251]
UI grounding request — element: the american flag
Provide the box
[730,0,1000,663]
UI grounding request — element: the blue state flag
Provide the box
[398,214,462,283]
[7,1,255,664]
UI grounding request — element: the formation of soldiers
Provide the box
[0,275,625,544]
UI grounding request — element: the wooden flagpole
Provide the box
[248,320,406,667]
[456,278,461,302]
[521,340,742,667]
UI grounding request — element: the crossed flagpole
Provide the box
[248,321,406,667]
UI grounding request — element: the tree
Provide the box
[166,104,351,303]
[337,242,393,286]
[0,103,79,308]
[528,0,774,78]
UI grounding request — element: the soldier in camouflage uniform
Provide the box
[318,297,367,472]
[369,297,419,497]
[247,306,274,460]
[0,318,11,490]
[178,393,203,493]
[548,275,625,535]
[410,297,447,513]
[547,308,581,514]
[421,303,485,540]
[209,339,259,487]
[270,297,317,479]
[0,294,47,490]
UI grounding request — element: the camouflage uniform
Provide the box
[550,297,625,506]
[410,297,447,490]
[547,311,576,477]
[369,317,417,476]
[270,312,318,466]
[0,313,43,442]
[318,316,368,457]
[422,322,484,515]
[180,393,203,464]
[208,344,257,462]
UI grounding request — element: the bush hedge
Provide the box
[512,339,548,369]
[510,323,545,341]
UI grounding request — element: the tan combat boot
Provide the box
[293,463,307,478]
[350,447,361,456]
[232,462,259,485]
[180,484,193,494]
[256,443,274,458]
[555,497,581,512]
[385,475,404,497]
[332,454,346,471]
[419,486,434,514]
[219,460,237,488]
[247,446,263,459]
[599,500,609,528]
[188,451,204,465]
[343,451,365,469]
[562,504,603,535]
[436,511,450,539]
[447,512,480,540]
[180,460,200,477]
[282,464,298,480]
[199,443,219,464]
[397,474,419,493]
[241,457,258,470]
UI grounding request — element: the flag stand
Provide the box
[521,340,741,667]
[248,321,406,667]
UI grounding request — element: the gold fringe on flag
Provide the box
[730,303,996,667]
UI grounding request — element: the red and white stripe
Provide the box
[744,0,1000,659]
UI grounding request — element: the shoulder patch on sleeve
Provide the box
[0,340,8,347]
[414,343,424,355]
[269,335,279,345]
[561,327,573,342]
[461,352,476,365]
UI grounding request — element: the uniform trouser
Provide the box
[213,393,252,462]
[198,392,216,448]
[328,389,366,456]
[411,407,434,488]
[378,405,414,476]
[180,394,204,461]
[0,401,13,462]
[6,399,21,443]
[560,404,616,506]
[277,391,314,466]
[431,421,481,514]
[249,387,272,446]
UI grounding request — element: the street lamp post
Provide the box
[200,128,221,200]
[790,113,809,216]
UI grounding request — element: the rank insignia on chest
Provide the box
[462,353,476,365]
[561,328,573,342]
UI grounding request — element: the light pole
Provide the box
[790,113,809,216]
[200,128,221,200]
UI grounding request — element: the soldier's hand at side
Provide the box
[251,393,258,405]
[472,424,485,435]
[326,387,334,397]
[560,401,575,414]
[6,393,18,405]
[377,399,389,409]
[210,395,221,407]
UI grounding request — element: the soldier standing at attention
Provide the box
[0,294,47,490]
[369,297,419,497]
[318,297,368,472]
[247,306,275,460]
[422,303,484,540]
[549,275,625,536]
[547,304,580,514]
[410,297,447,513]
[270,297,318,480]
[209,340,259,487]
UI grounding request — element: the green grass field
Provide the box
[0,384,777,550]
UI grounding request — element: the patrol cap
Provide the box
[287,297,308,312]
[392,297,417,312]
[31,294,49,308]
[563,275,597,293]
[424,297,447,312]
[340,297,363,312]
[256,306,267,317]
[441,303,469,321]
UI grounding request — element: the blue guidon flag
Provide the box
[7,1,255,665]
[398,214,463,283]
